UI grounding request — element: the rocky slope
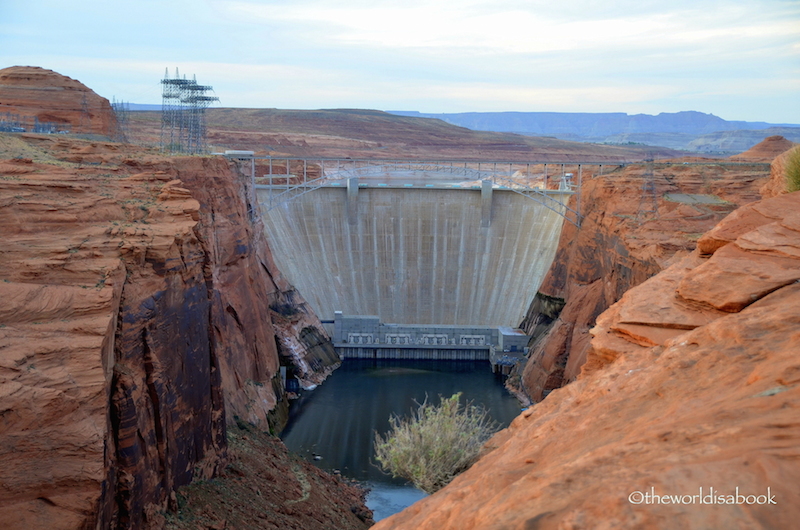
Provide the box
[515,154,773,403]
[0,66,117,137]
[375,183,800,530]
[731,135,796,162]
[0,132,349,529]
[760,144,800,198]
[164,424,372,529]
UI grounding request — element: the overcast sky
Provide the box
[1,0,798,123]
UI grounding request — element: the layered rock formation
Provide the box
[0,66,116,136]
[0,133,343,528]
[516,157,771,402]
[375,188,800,530]
[731,135,796,162]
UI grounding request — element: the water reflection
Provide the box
[280,359,522,521]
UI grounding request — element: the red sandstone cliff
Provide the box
[375,186,800,530]
[0,133,345,528]
[0,66,117,137]
[515,156,772,402]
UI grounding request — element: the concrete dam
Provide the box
[254,160,575,329]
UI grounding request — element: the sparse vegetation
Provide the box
[786,146,800,192]
[373,393,499,494]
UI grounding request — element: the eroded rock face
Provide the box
[517,160,769,402]
[375,191,800,530]
[0,137,340,529]
[731,135,796,162]
[149,156,339,425]
[0,66,117,136]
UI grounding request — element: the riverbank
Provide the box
[164,424,373,529]
[281,359,522,521]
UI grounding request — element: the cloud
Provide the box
[218,0,798,56]
[1,0,798,121]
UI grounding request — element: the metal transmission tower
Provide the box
[160,68,219,154]
[161,68,190,152]
[183,76,219,154]
[79,92,91,132]
[111,97,130,142]
[637,157,659,222]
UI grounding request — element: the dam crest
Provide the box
[239,156,591,330]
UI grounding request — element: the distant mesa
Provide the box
[0,65,116,136]
[390,110,800,137]
[390,110,800,154]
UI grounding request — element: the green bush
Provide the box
[373,393,499,494]
[786,146,800,192]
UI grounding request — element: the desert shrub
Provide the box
[786,146,800,192]
[373,393,499,494]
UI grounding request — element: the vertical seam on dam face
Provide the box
[258,187,568,327]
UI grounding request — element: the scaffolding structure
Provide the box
[160,68,219,154]
[0,113,25,132]
[0,112,67,134]
[32,117,59,134]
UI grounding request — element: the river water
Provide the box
[280,359,523,521]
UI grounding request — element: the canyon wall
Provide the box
[516,158,772,402]
[375,182,800,529]
[0,134,341,529]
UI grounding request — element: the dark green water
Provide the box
[280,359,523,521]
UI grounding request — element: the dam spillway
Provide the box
[257,181,569,328]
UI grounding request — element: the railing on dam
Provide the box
[223,154,614,227]
[250,160,575,327]
[223,153,773,228]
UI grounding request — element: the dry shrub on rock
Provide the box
[374,393,499,494]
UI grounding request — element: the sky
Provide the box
[1,0,799,123]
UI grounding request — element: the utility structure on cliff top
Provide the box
[111,97,130,143]
[160,68,219,154]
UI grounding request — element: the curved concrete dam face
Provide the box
[258,186,568,327]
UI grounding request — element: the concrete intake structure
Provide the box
[257,183,569,328]
[332,313,530,373]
